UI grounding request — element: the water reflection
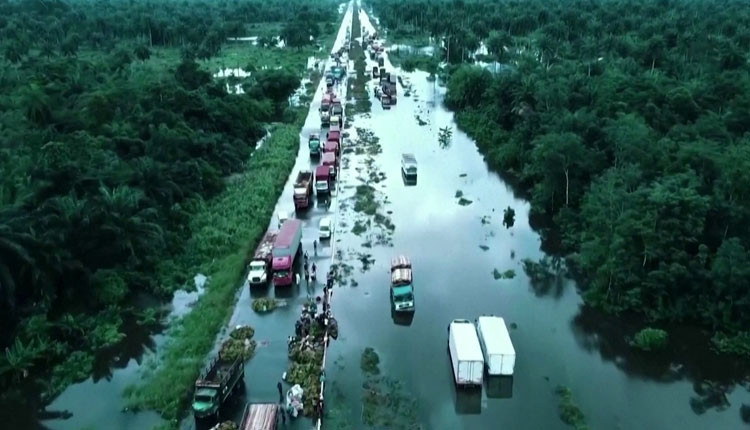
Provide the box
[486,375,513,399]
[453,385,482,415]
[390,308,414,326]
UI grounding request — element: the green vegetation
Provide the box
[555,386,588,430]
[251,298,279,313]
[219,326,257,362]
[630,328,669,352]
[0,0,341,415]
[361,347,380,375]
[347,6,372,115]
[123,125,302,419]
[371,0,750,352]
[354,185,379,215]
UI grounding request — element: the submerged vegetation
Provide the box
[0,0,339,419]
[372,0,750,353]
[630,327,669,352]
[555,386,588,430]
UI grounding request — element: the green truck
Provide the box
[331,65,346,80]
[390,255,415,312]
[309,133,321,157]
[191,352,244,421]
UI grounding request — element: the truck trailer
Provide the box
[476,316,516,376]
[293,170,313,210]
[240,403,279,430]
[448,319,484,386]
[272,219,302,287]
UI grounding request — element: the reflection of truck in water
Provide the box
[191,352,244,421]
[272,219,302,287]
[293,170,313,210]
[390,255,414,312]
[239,403,279,430]
[247,232,278,287]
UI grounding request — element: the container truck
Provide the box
[293,170,313,210]
[246,232,278,287]
[448,319,484,386]
[272,219,302,286]
[476,316,516,376]
[390,255,414,312]
[322,152,337,179]
[191,352,244,421]
[315,165,331,195]
[324,140,339,157]
[239,403,279,430]
[321,95,331,113]
[401,153,417,179]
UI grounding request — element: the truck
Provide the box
[322,151,337,179]
[331,101,343,118]
[247,232,278,287]
[191,352,244,421]
[330,114,342,128]
[272,219,302,287]
[476,316,516,376]
[448,319,484,386]
[377,55,385,67]
[372,66,379,79]
[239,403,279,430]
[390,255,414,312]
[324,140,339,157]
[309,133,321,157]
[321,95,332,113]
[381,93,391,109]
[293,170,313,210]
[332,65,346,80]
[321,109,330,127]
[401,153,417,179]
[386,73,398,104]
[315,165,331,195]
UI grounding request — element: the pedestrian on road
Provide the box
[304,260,308,273]
[277,381,283,403]
[311,263,317,282]
[313,240,318,255]
[305,268,310,284]
[295,273,300,285]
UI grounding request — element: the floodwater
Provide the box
[316,6,750,430]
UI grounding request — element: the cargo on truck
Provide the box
[330,114,342,128]
[308,133,321,157]
[320,109,330,127]
[448,319,484,386]
[239,403,279,430]
[293,170,313,210]
[476,316,516,376]
[331,102,343,118]
[272,219,302,286]
[322,152,337,179]
[321,95,331,113]
[315,165,331,195]
[324,139,339,157]
[192,352,245,421]
[390,255,414,312]
[247,231,278,287]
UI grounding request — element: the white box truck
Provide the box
[448,319,484,386]
[476,316,516,376]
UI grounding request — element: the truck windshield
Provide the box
[249,261,265,270]
[274,270,290,278]
[195,392,216,403]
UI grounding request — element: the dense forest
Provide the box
[0,0,337,414]
[370,0,750,354]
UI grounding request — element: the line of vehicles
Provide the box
[364,31,398,108]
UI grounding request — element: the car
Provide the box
[319,216,332,239]
[277,211,289,229]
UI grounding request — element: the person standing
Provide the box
[277,381,283,403]
[313,239,318,255]
[311,263,317,282]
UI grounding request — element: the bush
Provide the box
[555,386,588,430]
[630,328,669,351]
[251,298,278,313]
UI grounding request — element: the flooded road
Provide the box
[319,5,750,430]
[38,4,356,430]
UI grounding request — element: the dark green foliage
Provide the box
[630,328,669,352]
[555,386,588,430]
[371,0,750,343]
[0,0,339,412]
[361,347,380,375]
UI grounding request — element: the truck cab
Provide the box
[390,255,414,312]
[322,152,337,179]
[308,133,321,157]
[315,165,331,195]
[247,260,268,286]
[320,110,330,127]
[330,114,342,128]
[192,388,219,419]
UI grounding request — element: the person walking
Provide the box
[311,263,317,282]
[313,239,318,255]
[277,381,283,404]
[304,268,310,284]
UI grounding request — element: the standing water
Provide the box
[319,6,750,430]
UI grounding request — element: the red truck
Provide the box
[246,232,278,287]
[322,152,337,180]
[324,140,339,157]
[293,170,313,210]
[315,165,331,195]
[272,219,302,287]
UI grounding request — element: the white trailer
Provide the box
[476,316,516,376]
[448,319,484,386]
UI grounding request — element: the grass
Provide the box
[555,386,588,430]
[124,124,302,421]
[361,347,380,375]
[630,328,668,351]
[354,185,378,215]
